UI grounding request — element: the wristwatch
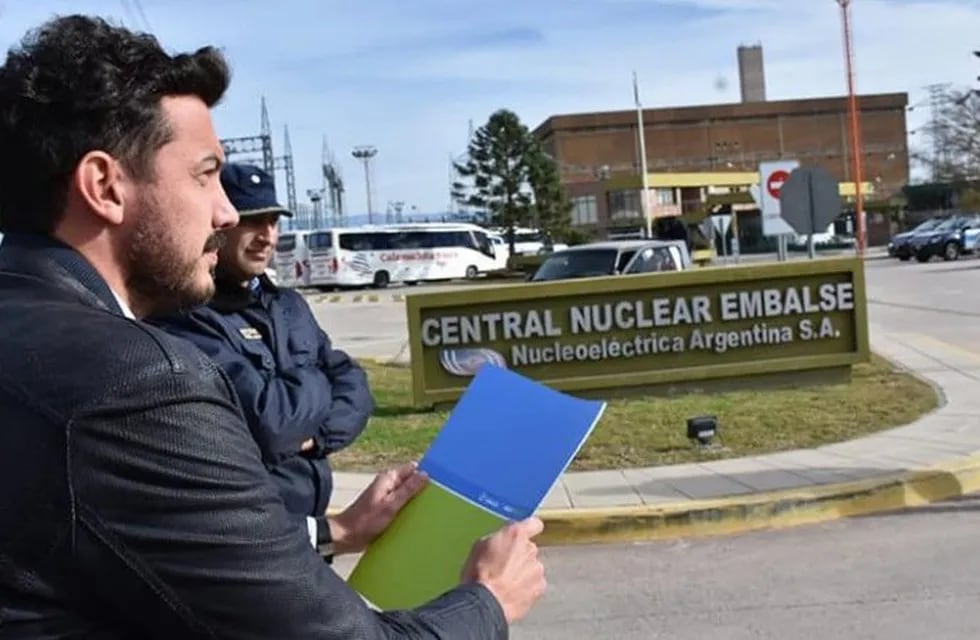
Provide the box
[314,515,334,563]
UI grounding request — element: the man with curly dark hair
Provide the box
[0,14,545,639]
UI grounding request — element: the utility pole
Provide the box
[836,0,866,256]
[633,71,653,240]
[352,145,378,224]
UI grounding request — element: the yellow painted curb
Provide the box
[309,294,405,303]
[534,454,980,546]
[328,457,980,546]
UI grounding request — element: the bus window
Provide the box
[339,232,392,251]
[473,231,495,257]
[306,230,334,251]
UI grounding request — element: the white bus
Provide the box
[306,222,504,289]
[272,230,311,288]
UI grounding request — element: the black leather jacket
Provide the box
[0,233,507,639]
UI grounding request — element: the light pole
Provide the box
[633,71,653,240]
[306,188,324,229]
[352,145,378,224]
[837,0,866,256]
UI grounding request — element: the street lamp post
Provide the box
[633,71,653,240]
[306,188,324,229]
[837,0,866,256]
[352,145,378,224]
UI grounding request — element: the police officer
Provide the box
[151,162,374,530]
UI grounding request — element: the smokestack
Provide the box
[737,44,766,102]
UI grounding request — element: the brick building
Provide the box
[532,92,910,247]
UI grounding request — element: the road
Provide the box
[865,257,980,346]
[330,497,980,639]
[317,254,980,639]
[512,497,980,639]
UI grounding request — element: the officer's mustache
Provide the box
[203,232,226,254]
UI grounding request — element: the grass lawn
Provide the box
[331,355,939,472]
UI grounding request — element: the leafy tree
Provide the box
[957,186,980,210]
[913,87,980,182]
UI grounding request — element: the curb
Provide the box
[534,454,980,546]
[308,293,406,304]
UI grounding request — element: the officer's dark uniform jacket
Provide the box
[0,233,507,639]
[149,274,372,518]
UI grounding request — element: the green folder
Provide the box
[347,483,504,609]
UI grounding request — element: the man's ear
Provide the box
[73,151,128,226]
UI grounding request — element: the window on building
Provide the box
[607,189,642,220]
[571,195,598,225]
[654,188,675,205]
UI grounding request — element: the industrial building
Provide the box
[532,45,910,249]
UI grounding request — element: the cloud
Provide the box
[0,0,975,214]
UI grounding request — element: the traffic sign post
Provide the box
[767,169,790,261]
[778,166,843,259]
[755,161,799,262]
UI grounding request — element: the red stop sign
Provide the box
[767,169,790,200]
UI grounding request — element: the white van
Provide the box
[490,227,568,255]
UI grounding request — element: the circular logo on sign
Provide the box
[438,348,507,377]
[767,170,790,199]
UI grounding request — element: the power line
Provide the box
[118,0,138,27]
[120,0,153,33]
[132,0,153,32]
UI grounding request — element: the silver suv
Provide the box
[530,240,691,282]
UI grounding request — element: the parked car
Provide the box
[909,213,980,262]
[887,217,943,260]
[529,240,691,282]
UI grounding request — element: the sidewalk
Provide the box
[333,324,980,544]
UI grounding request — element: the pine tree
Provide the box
[452,109,535,254]
[527,141,572,247]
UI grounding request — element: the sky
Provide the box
[1,0,978,219]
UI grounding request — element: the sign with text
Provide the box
[406,259,869,407]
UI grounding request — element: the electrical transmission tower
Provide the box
[278,126,297,214]
[322,137,346,226]
[219,97,298,213]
